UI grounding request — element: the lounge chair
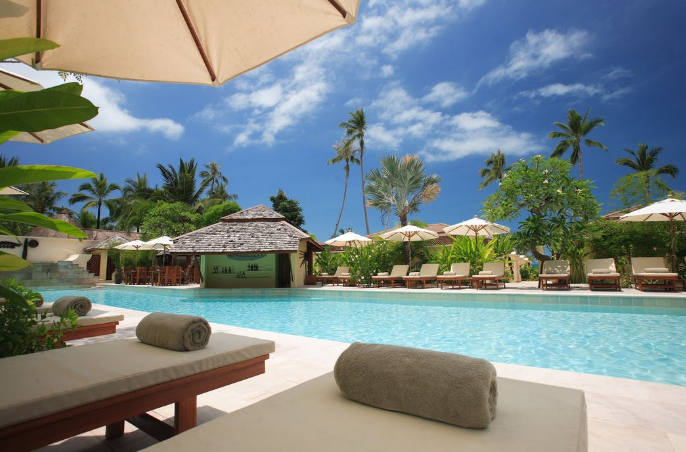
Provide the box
[436,263,471,289]
[35,307,125,342]
[402,264,440,289]
[538,260,571,291]
[371,265,410,288]
[0,332,275,452]
[317,267,350,286]
[472,262,506,289]
[585,258,621,291]
[631,257,680,291]
[138,372,588,452]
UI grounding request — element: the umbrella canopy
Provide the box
[381,225,438,264]
[0,186,28,195]
[1,0,360,87]
[145,236,175,250]
[114,239,154,266]
[619,195,686,270]
[443,216,510,237]
[324,231,371,248]
[0,68,94,144]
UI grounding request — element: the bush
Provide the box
[0,279,78,357]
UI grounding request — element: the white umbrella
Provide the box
[0,186,28,195]
[145,236,175,267]
[0,68,94,144]
[324,231,371,248]
[381,225,438,264]
[619,194,686,270]
[114,239,151,266]
[1,0,360,87]
[443,216,510,237]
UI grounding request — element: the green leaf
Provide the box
[0,37,59,61]
[1,212,87,238]
[0,197,33,214]
[44,82,84,96]
[0,165,96,187]
[0,90,99,133]
[0,253,32,273]
[0,130,20,145]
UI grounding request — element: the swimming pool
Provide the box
[42,287,686,387]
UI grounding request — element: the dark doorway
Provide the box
[277,254,292,288]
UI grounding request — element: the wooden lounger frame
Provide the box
[0,354,269,452]
[633,274,680,292]
[61,320,120,341]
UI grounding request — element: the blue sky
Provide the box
[3,0,685,240]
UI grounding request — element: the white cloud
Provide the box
[0,62,184,140]
[479,29,591,86]
[381,65,395,77]
[519,83,603,99]
[422,82,469,107]
[517,66,633,102]
[368,83,542,160]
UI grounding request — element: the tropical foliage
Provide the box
[483,155,601,262]
[270,189,306,230]
[327,138,359,238]
[611,143,679,206]
[549,108,607,180]
[68,173,120,229]
[139,202,199,240]
[478,149,510,190]
[156,158,210,207]
[339,108,370,234]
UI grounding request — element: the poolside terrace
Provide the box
[35,283,686,452]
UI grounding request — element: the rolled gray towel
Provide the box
[52,296,91,316]
[334,342,497,428]
[136,312,211,351]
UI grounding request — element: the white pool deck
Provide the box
[35,282,686,452]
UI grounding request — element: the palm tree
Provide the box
[366,154,442,264]
[327,138,360,238]
[21,181,66,215]
[339,108,370,234]
[549,108,607,180]
[68,173,120,229]
[478,149,510,190]
[122,173,153,199]
[156,158,210,206]
[0,155,20,167]
[615,143,679,202]
[200,161,228,196]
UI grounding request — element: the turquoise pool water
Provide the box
[43,287,686,386]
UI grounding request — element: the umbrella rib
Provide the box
[175,0,217,83]
[326,0,348,18]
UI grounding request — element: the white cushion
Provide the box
[442,271,456,276]
[644,267,668,273]
[376,272,389,277]
[591,269,611,274]
[320,273,329,276]
[408,272,420,276]
[478,271,493,275]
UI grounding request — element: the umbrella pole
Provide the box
[670,217,677,271]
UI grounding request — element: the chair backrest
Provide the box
[482,261,505,276]
[419,263,440,277]
[542,260,570,275]
[450,262,470,276]
[390,265,410,277]
[585,258,616,274]
[631,257,667,273]
[334,267,350,276]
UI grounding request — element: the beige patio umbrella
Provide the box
[145,235,175,267]
[1,0,360,86]
[381,225,438,265]
[324,231,372,248]
[0,68,94,143]
[115,239,155,266]
[619,194,686,271]
[444,216,510,264]
[0,186,28,195]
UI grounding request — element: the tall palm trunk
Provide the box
[333,166,350,237]
[96,200,102,229]
[577,146,584,180]
[360,144,370,235]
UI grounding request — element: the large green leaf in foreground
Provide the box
[0,165,96,188]
[0,85,99,134]
[1,212,87,239]
[0,253,32,272]
[0,37,59,61]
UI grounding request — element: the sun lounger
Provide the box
[472,262,506,289]
[371,265,410,288]
[317,267,350,286]
[36,308,125,342]
[436,262,471,289]
[631,257,680,291]
[585,258,621,291]
[139,372,588,452]
[538,260,571,290]
[0,332,275,452]
[402,264,440,288]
